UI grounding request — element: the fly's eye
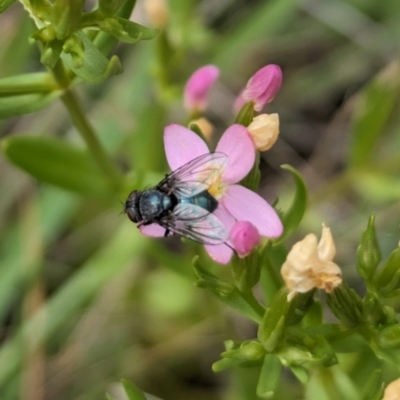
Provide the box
[126,208,138,223]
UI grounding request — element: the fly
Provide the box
[124,152,229,245]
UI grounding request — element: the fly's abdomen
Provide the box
[183,190,218,213]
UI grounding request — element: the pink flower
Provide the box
[230,221,260,257]
[140,124,283,264]
[184,65,219,113]
[241,64,282,112]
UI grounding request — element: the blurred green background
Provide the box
[1,0,400,399]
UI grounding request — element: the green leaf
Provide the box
[120,379,147,400]
[258,287,290,351]
[94,0,138,54]
[276,165,307,244]
[0,72,57,95]
[376,246,400,294]
[349,62,400,167]
[2,135,111,196]
[256,354,282,398]
[193,257,263,323]
[99,0,128,15]
[0,91,61,118]
[51,0,84,40]
[61,32,123,84]
[105,394,118,400]
[97,16,158,43]
[361,369,384,400]
[0,0,17,13]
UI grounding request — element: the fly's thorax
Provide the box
[139,190,173,220]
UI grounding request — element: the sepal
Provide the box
[326,283,363,327]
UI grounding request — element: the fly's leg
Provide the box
[164,229,170,237]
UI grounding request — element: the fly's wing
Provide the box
[157,152,228,199]
[159,203,229,245]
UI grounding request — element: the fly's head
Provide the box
[124,190,141,223]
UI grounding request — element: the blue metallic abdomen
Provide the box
[181,190,218,213]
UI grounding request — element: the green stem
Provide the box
[60,88,124,191]
[241,290,265,320]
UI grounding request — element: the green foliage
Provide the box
[349,62,400,167]
[2,135,111,196]
[0,0,17,13]
[120,379,147,400]
[1,0,400,399]
[276,165,308,244]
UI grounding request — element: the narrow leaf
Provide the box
[276,164,307,243]
[120,379,147,400]
[0,0,17,13]
[0,91,61,118]
[2,135,111,196]
[349,62,400,167]
[0,72,57,95]
[256,354,282,398]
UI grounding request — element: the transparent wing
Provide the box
[157,152,228,198]
[158,203,229,245]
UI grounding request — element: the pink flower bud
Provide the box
[242,64,282,112]
[184,65,219,113]
[230,221,261,257]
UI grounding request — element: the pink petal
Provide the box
[216,124,255,184]
[230,221,260,257]
[222,185,283,238]
[204,243,233,265]
[139,223,166,237]
[164,124,209,170]
[204,204,236,264]
[242,64,282,112]
[184,65,220,112]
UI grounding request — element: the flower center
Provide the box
[206,172,225,199]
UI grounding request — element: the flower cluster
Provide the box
[138,63,284,263]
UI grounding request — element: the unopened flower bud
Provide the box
[144,0,169,28]
[281,225,342,301]
[184,65,219,114]
[230,221,260,257]
[242,64,282,111]
[247,113,279,151]
[357,215,381,282]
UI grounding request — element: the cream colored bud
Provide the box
[144,0,169,28]
[317,224,336,262]
[189,118,214,141]
[247,113,279,151]
[281,225,342,301]
[383,378,400,400]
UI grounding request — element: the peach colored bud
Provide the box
[281,225,342,301]
[247,113,279,151]
[144,0,169,28]
[383,378,400,400]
